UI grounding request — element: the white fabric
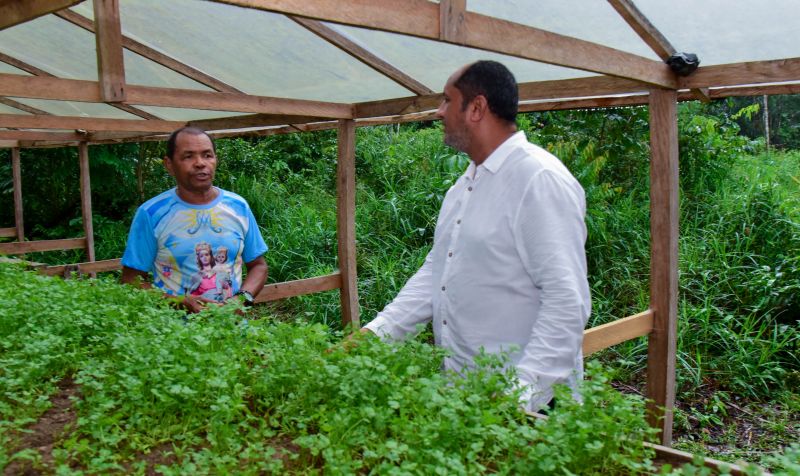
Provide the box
[364,131,591,411]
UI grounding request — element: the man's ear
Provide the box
[467,95,488,122]
[162,156,175,177]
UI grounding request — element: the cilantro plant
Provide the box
[2,263,793,474]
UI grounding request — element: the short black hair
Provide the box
[454,60,518,124]
[165,127,215,160]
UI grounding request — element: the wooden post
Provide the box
[336,119,359,329]
[11,147,24,242]
[763,95,770,153]
[646,88,680,445]
[93,0,126,102]
[78,142,96,264]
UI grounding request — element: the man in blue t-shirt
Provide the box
[121,127,268,313]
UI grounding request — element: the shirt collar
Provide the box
[478,131,527,174]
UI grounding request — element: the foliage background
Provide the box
[0,95,798,467]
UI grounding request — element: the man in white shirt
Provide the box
[362,60,591,412]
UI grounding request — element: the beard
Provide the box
[443,121,470,153]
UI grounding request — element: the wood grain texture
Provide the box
[254,273,342,302]
[583,310,653,356]
[646,88,680,445]
[11,147,23,241]
[78,142,95,263]
[93,0,126,102]
[0,237,86,254]
[336,119,359,328]
[0,0,83,30]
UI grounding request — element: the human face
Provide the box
[197,248,211,267]
[436,71,471,153]
[215,250,226,264]
[164,132,217,196]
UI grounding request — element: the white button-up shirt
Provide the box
[365,131,591,411]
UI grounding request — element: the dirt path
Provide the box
[3,377,80,475]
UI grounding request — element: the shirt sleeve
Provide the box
[363,250,435,341]
[512,169,591,412]
[120,207,158,273]
[241,204,268,263]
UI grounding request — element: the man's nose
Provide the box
[435,103,445,118]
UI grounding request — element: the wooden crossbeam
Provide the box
[0,51,158,120]
[55,10,243,94]
[38,258,122,276]
[212,0,677,88]
[0,131,88,141]
[290,16,433,96]
[682,57,800,89]
[0,227,16,238]
[607,0,674,59]
[254,273,342,302]
[0,113,183,133]
[0,0,84,30]
[0,73,353,117]
[582,310,654,356]
[190,113,322,131]
[0,97,51,115]
[0,237,86,254]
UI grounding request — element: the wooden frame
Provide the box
[1,0,798,452]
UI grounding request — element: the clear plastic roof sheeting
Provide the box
[0,0,799,125]
[636,0,800,65]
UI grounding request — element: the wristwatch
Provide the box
[235,289,255,307]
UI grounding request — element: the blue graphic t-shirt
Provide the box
[121,188,268,300]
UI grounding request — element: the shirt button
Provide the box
[456,219,461,224]
[448,251,453,257]
[441,286,446,291]
[443,320,447,325]
[468,186,473,191]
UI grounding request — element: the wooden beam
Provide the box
[439,0,466,44]
[0,51,51,76]
[0,140,18,148]
[0,73,353,117]
[647,88,680,446]
[212,0,677,88]
[708,82,800,98]
[0,51,159,119]
[55,10,243,94]
[0,0,84,30]
[0,97,50,115]
[583,310,654,356]
[11,147,24,241]
[291,16,433,96]
[0,227,16,238]
[92,0,126,102]
[682,57,800,89]
[0,113,184,133]
[0,237,86,254]
[336,119,359,329]
[189,113,322,131]
[646,442,748,476]
[38,258,121,276]
[0,131,88,141]
[607,0,675,59]
[254,273,342,302]
[77,142,95,263]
